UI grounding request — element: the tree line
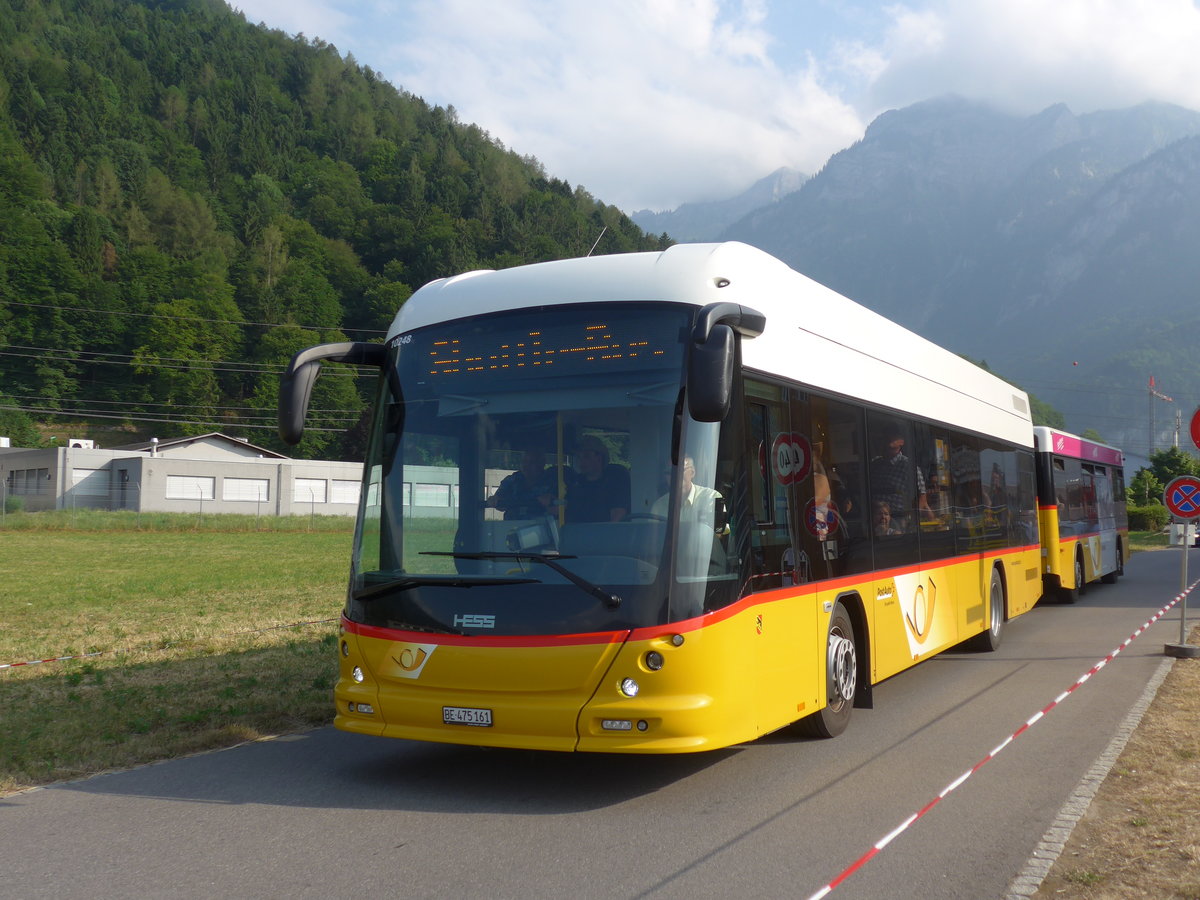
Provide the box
[0,0,668,459]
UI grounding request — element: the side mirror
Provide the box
[279,341,387,444]
[687,324,735,422]
[685,301,765,424]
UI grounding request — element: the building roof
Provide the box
[109,432,289,459]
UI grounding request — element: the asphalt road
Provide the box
[2,547,1194,900]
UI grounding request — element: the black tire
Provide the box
[966,568,1005,652]
[1060,550,1085,603]
[796,601,857,739]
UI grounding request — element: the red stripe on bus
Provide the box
[343,542,1039,647]
[343,617,628,648]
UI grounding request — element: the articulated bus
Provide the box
[280,242,1043,753]
[1033,427,1128,602]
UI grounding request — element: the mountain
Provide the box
[724,97,1200,460]
[0,0,667,459]
[631,167,807,242]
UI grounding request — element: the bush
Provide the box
[3,495,23,514]
[1128,504,1169,532]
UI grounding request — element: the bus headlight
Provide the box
[352,666,365,683]
[620,677,640,697]
[644,651,664,671]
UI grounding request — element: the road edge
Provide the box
[1003,654,1175,899]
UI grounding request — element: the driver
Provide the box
[564,434,630,523]
[651,455,722,523]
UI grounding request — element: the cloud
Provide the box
[380,0,865,211]
[867,0,1200,115]
[229,0,1200,211]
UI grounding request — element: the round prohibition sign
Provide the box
[804,498,840,538]
[771,432,811,486]
[1164,475,1200,519]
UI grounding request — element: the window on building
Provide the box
[166,475,215,500]
[223,478,270,502]
[294,478,327,503]
[331,479,361,504]
[72,468,111,498]
[413,483,451,507]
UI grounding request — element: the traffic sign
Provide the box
[1163,475,1200,519]
[1191,407,1200,452]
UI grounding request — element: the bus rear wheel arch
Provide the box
[1101,539,1123,584]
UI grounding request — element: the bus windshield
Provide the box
[348,301,730,636]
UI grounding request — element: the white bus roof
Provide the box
[391,242,1033,447]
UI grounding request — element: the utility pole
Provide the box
[1149,375,1174,456]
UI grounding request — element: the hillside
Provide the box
[725,97,1200,459]
[0,0,667,459]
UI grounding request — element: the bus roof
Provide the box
[392,242,1034,447]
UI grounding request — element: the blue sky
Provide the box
[230,0,1200,212]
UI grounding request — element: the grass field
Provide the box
[0,510,353,794]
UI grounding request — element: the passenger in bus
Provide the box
[486,448,555,520]
[564,434,630,523]
[651,456,723,524]
[872,500,899,537]
[869,429,931,532]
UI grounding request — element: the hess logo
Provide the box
[390,643,436,679]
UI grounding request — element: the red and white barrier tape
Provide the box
[806,581,1198,900]
[0,617,339,671]
[0,650,107,670]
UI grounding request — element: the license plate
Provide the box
[443,706,493,727]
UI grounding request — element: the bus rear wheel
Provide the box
[1060,550,1085,604]
[965,568,1005,652]
[797,601,857,739]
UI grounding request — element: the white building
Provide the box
[0,433,363,517]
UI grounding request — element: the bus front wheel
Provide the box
[797,601,857,739]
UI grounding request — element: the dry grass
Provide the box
[1035,625,1200,900]
[0,513,352,795]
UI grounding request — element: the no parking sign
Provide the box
[1164,475,1200,520]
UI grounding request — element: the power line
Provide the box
[1,299,387,335]
[5,393,354,415]
[0,346,371,376]
[0,405,354,432]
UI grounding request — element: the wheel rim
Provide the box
[1075,555,1084,590]
[828,628,856,709]
[990,577,1003,636]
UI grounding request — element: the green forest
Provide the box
[0,0,669,459]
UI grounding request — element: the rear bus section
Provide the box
[1033,427,1128,601]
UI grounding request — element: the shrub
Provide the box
[1128,504,1169,532]
[3,495,23,514]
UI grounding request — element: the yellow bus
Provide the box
[280,242,1042,752]
[1033,427,1129,602]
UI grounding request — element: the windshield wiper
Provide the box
[355,573,540,602]
[423,551,622,609]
